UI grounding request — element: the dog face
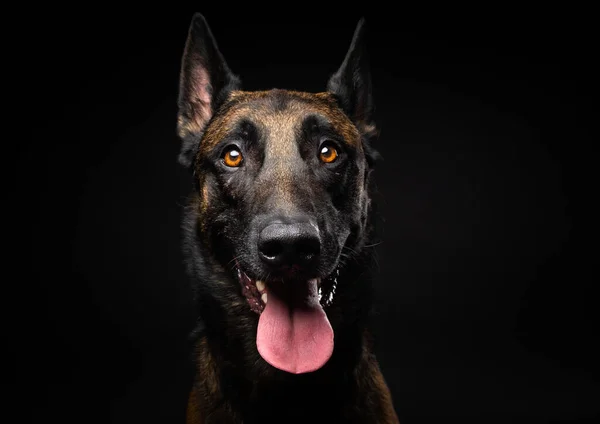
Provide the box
[194,90,368,283]
[177,14,379,374]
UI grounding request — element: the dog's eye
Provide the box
[319,144,339,164]
[222,147,243,167]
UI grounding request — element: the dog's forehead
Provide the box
[200,89,361,154]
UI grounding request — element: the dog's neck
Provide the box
[190,318,381,422]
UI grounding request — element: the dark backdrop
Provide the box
[13,5,598,424]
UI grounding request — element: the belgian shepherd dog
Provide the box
[176,13,399,423]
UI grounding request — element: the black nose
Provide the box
[258,219,321,270]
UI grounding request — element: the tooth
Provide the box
[261,293,267,304]
[256,280,265,292]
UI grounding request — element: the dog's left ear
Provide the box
[327,18,379,163]
[177,13,241,168]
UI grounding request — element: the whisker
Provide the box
[227,255,241,268]
[363,241,383,248]
[342,246,360,256]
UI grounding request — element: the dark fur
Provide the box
[177,13,399,423]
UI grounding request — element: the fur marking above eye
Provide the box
[223,148,243,167]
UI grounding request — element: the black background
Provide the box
[13,5,598,423]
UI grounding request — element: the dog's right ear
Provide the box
[327,18,380,168]
[177,13,241,168]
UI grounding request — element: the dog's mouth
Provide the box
[235,265,339,375]
[236,267,338,314]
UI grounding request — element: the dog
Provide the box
[176,13,399,423]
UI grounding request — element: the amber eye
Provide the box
[319,144,339,164]
[223,147,243,167]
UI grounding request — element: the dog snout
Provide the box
[257,217,321,271]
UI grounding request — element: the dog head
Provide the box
[177,14,379,374]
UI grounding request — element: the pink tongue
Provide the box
[256,279,334,374]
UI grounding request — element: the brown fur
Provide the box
[186,338,238,424]
[193,89,366,213]
[196,90,362,157]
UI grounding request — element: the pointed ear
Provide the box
[327,18,378,145]
[177,13,241,168]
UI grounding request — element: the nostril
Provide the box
[259,239,283,259]
[295,237,320,259]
